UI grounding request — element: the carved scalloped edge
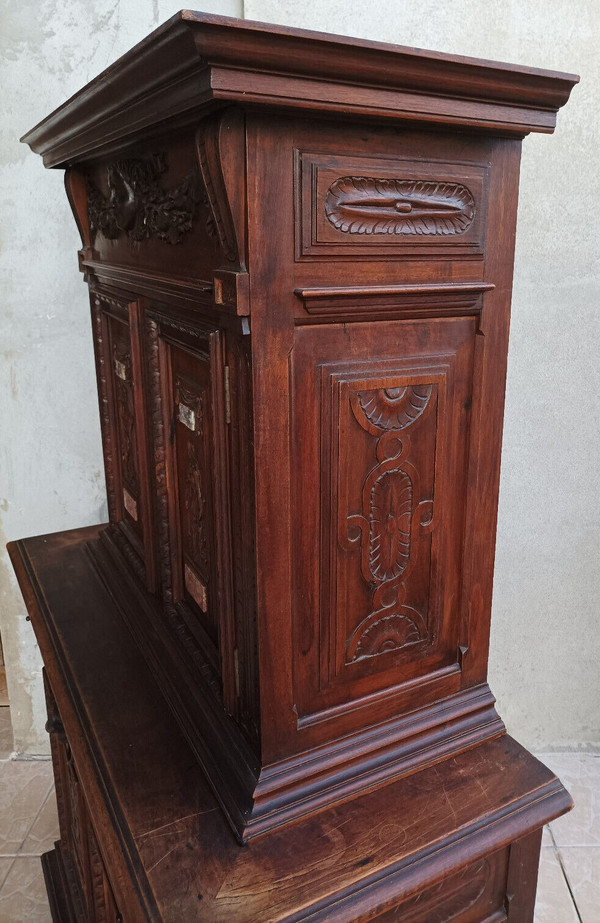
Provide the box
[326,176,475,236]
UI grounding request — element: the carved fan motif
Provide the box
[352,611,424,660]
[326,176,475,235]
[355,384,433,432]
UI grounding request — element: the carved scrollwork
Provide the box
[344,382,435,663]
[326,176,475,236]
[87,154,206,245]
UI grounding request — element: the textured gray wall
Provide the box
[0,0,242,754]
[1,0,597,753]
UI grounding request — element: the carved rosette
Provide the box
[345,385,434,662]
[326,176,475,236]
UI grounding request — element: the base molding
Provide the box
[42,846,85,923]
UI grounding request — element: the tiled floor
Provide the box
[0,706,597,921]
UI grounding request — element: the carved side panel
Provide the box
[85,131,226,283]
[292,318,477,722]
[87,153,204,245]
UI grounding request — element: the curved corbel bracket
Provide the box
[196,108,247,268]
[64,167,94,272]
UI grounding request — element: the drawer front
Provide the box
[373,852,508,923]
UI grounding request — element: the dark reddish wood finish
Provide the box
[9,528,572,922]
[16,9,577,917]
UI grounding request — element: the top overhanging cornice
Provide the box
[21,10,580,168]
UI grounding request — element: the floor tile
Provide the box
[0,856,51,922]
[20,791,59,856]
[559,847,600,922]
[539,752,600,847]
[534,847,579,922]
[0,761,54,855]
[0,857,14,890]
[0,709,14,760]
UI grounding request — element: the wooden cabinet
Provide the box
[12,11,578,920]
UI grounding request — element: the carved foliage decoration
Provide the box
[87,154,207,245]
[325,176,475,236]
[344,384,435,662]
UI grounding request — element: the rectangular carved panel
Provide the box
[334,373,440,671]
[172,346,220,646]
[145,308,235,704]
[296,150,489,259]
[91,290,156,590]
[292,317,476,726]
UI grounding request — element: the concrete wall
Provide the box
[1,0,597,754]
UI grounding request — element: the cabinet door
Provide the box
[145,308,235,705]
[292,316,476,726]
[91,291,156,590]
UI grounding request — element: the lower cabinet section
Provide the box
[44,675,123,923]
[11,530,570,923]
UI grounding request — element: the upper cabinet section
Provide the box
[21,11,578,170]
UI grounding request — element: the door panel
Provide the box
[292,316,476,720]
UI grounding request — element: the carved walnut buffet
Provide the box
[10,11,578,922]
